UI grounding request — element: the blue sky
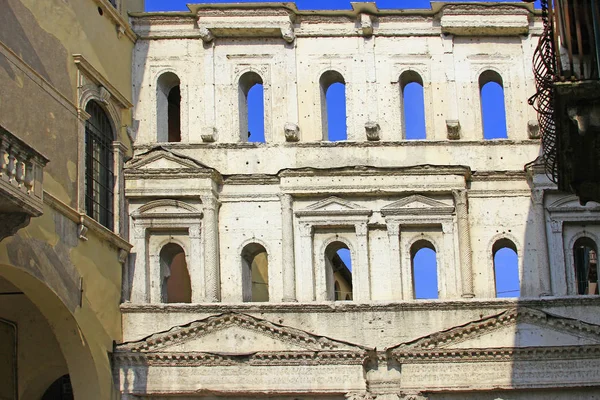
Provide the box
[146,0,541,11]
[148,0,523,298]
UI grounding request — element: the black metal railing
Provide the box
[527,0,600,182]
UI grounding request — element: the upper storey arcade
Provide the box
[130,2,541,154]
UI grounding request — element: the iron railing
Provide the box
[527,0,600,182]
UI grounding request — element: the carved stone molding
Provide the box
[446,119,461,140]
[284,122,300,142]
[365,121,380,141]
[201,126,217,142]
[528,119,541,139]
[346,392,375,400]
[359,13,373,36]
[198,26,214,42]
[550,218,563,233]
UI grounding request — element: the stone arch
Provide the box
[156,71,182,142]
[478,69,508,139]
[159,242,191,303]
[133,199,200,217]
[322,236,354,301]
[491,238,520,298]
[240,240,270,302]
[319,69,347,141]
[0,264,107,400]
[572,236,599,295]
[399,69,426,140]
[410,238,438,299]
[79,85,121,139]
[238,70,265,142]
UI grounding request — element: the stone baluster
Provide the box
[202,196,221,302]
[280,193,296,301]
[531,189,552,296]
[452,189,474,298]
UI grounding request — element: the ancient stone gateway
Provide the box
[118,2,600,399]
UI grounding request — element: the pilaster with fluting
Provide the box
[531,189,552,296]
[452,189,474,298]
[280,193,296,301]
[202,196,221,302]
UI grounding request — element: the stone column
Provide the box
[549,219,568,295]
[297,222,314,301]
[130,225,148,303]
[452,189,474,298]
[280,194,296,301]
[386,222,403,300]
[531,189,552,296]
[202,196,221,302]
[189,223,204,302]
[354,222,371,302]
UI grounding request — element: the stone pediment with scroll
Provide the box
[295,196,372,217]
[381,194,454,216]
[547,195,600,214]
[126,146,212,172]
[388,307,600,360]
[116,312,370,365]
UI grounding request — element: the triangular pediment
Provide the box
[295,196,371,217]
[117,313,368,354]
[126,147,210,171]
[381,194,454,216]
[389,308,600,353]
[548,195,600,212]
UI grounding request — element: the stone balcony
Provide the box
[0,125,48,240]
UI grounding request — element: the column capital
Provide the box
[531,188,545,205]
[299,222,313,237]
[452,189,468,206]
[133,225,146,239]
[355,222,368,237]
[201,195,220,211]
[189,224,201,238]
[386,222,401,236]
[550,218,563,233]
[441,221,453,234]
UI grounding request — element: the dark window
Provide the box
[160,243,191,303]
[400,71,426,139]
[157,72,181,142]
[85,101,114,230]
[42,375,73,400]
[479,70,508,139]
[320,71,347,141]
[241,243,269,301]
[493,239,520,297]
[411,240,438,299]
[574,237,598,295]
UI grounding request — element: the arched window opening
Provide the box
[239,72,265,143]
[320,71,347,141]
[241,243,269,302]
[325,242,352,301]
[574,237,598,295]
[479,70,508,139]
[400,71,426,140]
[42,375,73,400]
[493,239,520,298]
[85,100,114,230]
[411,240,438,299]
[159,243,191,303]
[0,318,16,400]
[157,72,181,142]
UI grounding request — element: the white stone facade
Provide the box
[118,2,600,399]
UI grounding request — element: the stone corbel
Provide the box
[116,23,125,39]
[201,127,217,142]
[528,119,540,139]
[78,216,88,241]
[118,248,128,264]
[365,121,380,141]
[99,85,111,104]
[198,26,214,43]
[446,119,461,140]
[281,22,295,43]
[360,13,373,36]
[284,122,300,142]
